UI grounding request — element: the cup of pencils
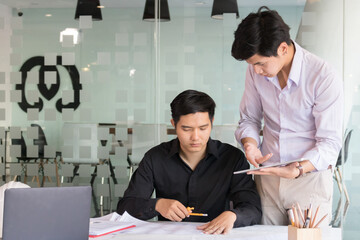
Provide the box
[287,203,326,240]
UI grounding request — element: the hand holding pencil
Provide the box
[187,207,208,216]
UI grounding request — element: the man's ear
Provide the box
[211,117,214,127]
[277,42,288,56]
[171,119,175,128]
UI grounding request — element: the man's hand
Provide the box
[155,199,189,222]
[243,142,273,168]
[196,211,236,235]
[247,162,300,178]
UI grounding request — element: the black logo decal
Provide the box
[17,56,82,113]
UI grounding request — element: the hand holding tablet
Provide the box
[234,158,306,175]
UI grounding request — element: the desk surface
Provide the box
[90,223,341,240]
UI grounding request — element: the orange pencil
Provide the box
[310,205,320,228]
[313,213,328,228]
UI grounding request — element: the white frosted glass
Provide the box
[133,89,146,103]
[79,15,92,29]
[44,145,56,158]
[80,146,91,158]
[62,52,75,65]
[10,90,21,102]
[10,53,21,65]
[116,90,128,103]
[97,71,111,82]
[44,108,56,121]
[115,109,127,122]
[165,91,177,104]
[27,126,38,139]
[45,71,57,84]
[28,71,39,84]
[0,72,5,84]
[44,53,57,66]
[133,33,147,46]
[115,33,129,46]
[115,52,129,65]
[27,90,39,103]
[80,108,92,121]
[115,128,127,141]
[27,108,39,121]
[80,71,93,83]
[9,127,21,139]
[11,17,22,29]
[11,36,23,48]
[165,72,178,84]
[97,52,111,65]
[62,35,74,47]
[183,18,195,33]
[10,72,21,84]
[80,90,91,102]
[133,52,147,65]
[80,127,92,140]
[62,109,74,121]
[27,145,38,158]
[0,109,5,121]
[134,109,146,122]
[0,90,5,102]
[62,90,74,103]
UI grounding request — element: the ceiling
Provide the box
[0,0,306,9]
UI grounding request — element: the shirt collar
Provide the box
[264,41,303,88]
[288,41,303,86]
[168,138,220,160]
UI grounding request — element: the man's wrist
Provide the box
[295,164,304,179]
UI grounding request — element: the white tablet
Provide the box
[233,158,306,174]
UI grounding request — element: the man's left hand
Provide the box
[247,162,300,178]
[196,211,236,235]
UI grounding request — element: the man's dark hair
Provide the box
[170,90,216,126]
[231,6,291,60]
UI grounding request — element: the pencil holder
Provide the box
[288,225,321,240]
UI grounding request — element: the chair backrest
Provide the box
[336,129,353,167]
[31,124,47,158]
[11,133,27,158]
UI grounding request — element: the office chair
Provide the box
[31,124,60,186]
[334,129,352,203]
[332,129,352,227]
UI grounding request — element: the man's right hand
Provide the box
[243,141,272,168]
[155,199,189,222]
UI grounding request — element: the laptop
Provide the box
[2,186,91,240]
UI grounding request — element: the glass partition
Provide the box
[0,0,357,238]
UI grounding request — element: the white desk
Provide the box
[90,223,341,240]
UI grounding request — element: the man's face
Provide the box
[246,54,284,78]
[171,112,213,157]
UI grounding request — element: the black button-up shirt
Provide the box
[116,138,261,227]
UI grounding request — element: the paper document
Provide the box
[89,220,135,238]
[233,158,306,174]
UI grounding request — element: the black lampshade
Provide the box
[74,0,103,21]
[211,0,239,20]
[143,0,170,22]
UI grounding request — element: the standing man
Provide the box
[117,90,261,234]
[231,6,343,226]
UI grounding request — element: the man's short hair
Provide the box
[170,90,216,126]
[231,6,291,61]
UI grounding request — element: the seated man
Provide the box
[116,90,261,234]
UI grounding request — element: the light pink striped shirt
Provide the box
[235,42,343,171]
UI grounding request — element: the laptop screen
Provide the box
[2,186,91,240]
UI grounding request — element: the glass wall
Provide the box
[1,0,358,238]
